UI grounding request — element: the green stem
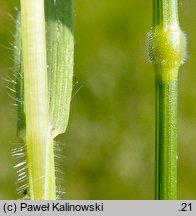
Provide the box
[148,0,186,200]
[155,66,178,199]
[153,0,179,27]
[20,0,55,199]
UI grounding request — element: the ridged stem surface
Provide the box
[155,66,178,199]
[153,0,179,28]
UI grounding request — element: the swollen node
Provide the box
[147,26,187,66]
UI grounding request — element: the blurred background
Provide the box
[0,0,195,199]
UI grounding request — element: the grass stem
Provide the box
[20,0,55,199]
[148,0,186,199]
[155,66,178,199]
[17,0,74,199]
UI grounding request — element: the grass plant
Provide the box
[3,0,189,200]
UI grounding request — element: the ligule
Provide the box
[45,0,74,138]
[14,0,74,200]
